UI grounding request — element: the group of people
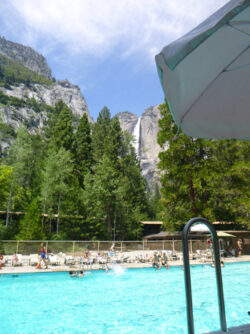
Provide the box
[220,238,244,258]
[69,270,84,277]
[7,238,244,274]
[152,252,169,270]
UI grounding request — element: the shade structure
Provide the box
[217,231,236,237]
[155,0,250,140]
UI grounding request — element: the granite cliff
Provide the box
[1,79,92,128]
[0,36,162,189]
[0,36,52,79]
[0,37,93,153]
[117,105,163,190]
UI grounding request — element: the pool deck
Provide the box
[1,255,250,274]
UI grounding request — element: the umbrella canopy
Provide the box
[190,223,209,232]
[217,231,236,237]
[155,0,250,140]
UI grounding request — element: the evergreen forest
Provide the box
[0,101,152,241]
[0,64,249,241]
[157,101,250,231]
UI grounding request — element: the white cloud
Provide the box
[7,0,229,61]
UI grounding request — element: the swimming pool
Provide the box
[0,262,249,334]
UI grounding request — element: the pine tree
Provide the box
[83,154,119,239]
[83,127,150,240]
[52,101,74,152]
[206,139,250,226]
[5,127,37,226]
[40,147,74,235]
[0,164,13,210]
[91,106,111,162]
[104,116,123,166]
[158,101,216,229]
[16,199,45,240]
[74,113,93,188]
[157,100,250,229]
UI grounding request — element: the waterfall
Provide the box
[132,117,141,158]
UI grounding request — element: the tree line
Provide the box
[0,99,249,242]
[0,101,152,241]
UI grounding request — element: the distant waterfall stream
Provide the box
[132,117,141,158]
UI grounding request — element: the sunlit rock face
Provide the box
[0,36,93,153]
[116,111,138,134]
[117,105,163,190]
[0,36,52,79]
[1,80,93,129]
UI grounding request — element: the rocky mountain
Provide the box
[0,36,52,79]
[117,105,163,190]
[0,37,93,153]
[1,79,92,126]
[0,36,163,190]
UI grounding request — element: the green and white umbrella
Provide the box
[155,0,250,140]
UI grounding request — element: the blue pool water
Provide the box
[0,262,249,334]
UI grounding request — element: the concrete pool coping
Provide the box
[1,255,249,275]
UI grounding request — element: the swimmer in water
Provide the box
[69,270,84,277]
[78,270,84,277]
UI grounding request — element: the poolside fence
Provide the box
[1,239,249,256]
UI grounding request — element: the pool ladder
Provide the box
[182,217,250,334]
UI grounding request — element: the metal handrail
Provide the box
[182,217,227,334]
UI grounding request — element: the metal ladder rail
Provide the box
[182,217,227,334]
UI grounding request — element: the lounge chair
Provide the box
[48,254,60,266]
[96,255,107,264]
[29,254,39,266]
[64,255,76,265]
[12,254,22,266]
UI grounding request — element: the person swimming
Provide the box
[211,260,225,268]
[69,270,84,277]
[78,270,84,277]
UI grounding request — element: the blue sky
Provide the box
[0,0,228,121]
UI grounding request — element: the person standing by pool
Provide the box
[162,252,169,270]
[85,244,89,258]
[152,252,161,270]
[237,239,243,257]
[37,243,48,269]
[0,254,4,269]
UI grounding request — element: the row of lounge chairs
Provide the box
[0,249,216,269]
[0,251,181,267]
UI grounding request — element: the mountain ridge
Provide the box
[0,36,52,80]
[0,36,162,189]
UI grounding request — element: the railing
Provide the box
[182,217,227,334]
[0,239,211,256]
